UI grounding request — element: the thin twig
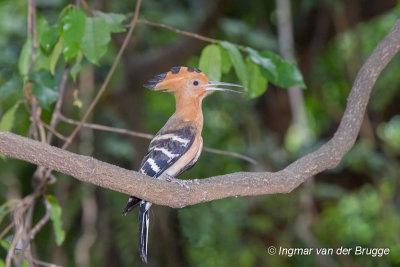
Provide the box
[28,104,41,140]
[133,19,249,52]
[26,0,41,142]
[4,191,47,266]
[59,114,154,139]
[59,114,257,164]
[31,257,63,267]
[46,65,70,144]
[136,19,217,43]
[27,0,33,38]
[38,122,46,143]
[61,0,143,150]
[39,121,68,141]
[3,193,40,266]
[29,197,51,240]
[27,0,37,73]
[6,202,26,267]
[6,195,38,267]
[6,227,23,267]
[79,0,89,10]
[79,0,96,16]
[0,222,15,240]
[18,203,35,267]
[203,147,257,165]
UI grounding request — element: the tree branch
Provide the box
[135,19,217,43]
[1,20,400,208]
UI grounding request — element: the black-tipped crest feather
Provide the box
[144,72,167,89]
[144,66,205,89]
[170,66,181,74]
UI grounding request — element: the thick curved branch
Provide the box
[1,20,400,208]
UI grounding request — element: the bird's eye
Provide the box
[193,81,199,86]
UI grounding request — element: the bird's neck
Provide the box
[174,94,204,130]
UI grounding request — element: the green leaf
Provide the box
[33,46,52,72]
[0,76,22,100]
[40,25,58,52]
[97,11,126,33]
[0,239,10,251]
[70,51,83,81]
[220,41,248,86]
[50,40,63,75]
[219,45,232,74]
[246,56,268,98]
[46,195,65,246]
[18,36,33,76]
[260,51,306,88]
[59,8,86,61]
[36,15,49,43]
[199,44,221,82]
[0,200,19,224]
[81,17,111,64]
[58,4,74,20]
[0,104,19,132]
[0,258,4,267]
[36,16,50,49]
[29,70,59,110]
[246,47,277,81]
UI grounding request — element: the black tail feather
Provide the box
[122,196,141,216]
[139,200,152,263]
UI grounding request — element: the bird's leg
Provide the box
[159,174,198,189]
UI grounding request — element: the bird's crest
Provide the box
[144,66,203,90]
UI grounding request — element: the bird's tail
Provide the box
[122,196,141,216]
[139,200,152,263]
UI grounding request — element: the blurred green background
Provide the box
[1,0,400,266]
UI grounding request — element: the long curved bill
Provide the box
[204,81,244,93]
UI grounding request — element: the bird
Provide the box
[122,66,243,263]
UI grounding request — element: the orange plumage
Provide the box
[124,66,243,263]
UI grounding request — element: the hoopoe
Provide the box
[122,66,242,263]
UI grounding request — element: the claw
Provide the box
[175,180,190,189]
[184,178,200,185]
[169,178,190,189]
[158,174,200,188]
[159,174,191,189]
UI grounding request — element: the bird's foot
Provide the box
[159,174,199,189]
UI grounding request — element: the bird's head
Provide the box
[144,66,242,99]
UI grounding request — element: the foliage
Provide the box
[199,44,221,82]
[46,195,66,246]
[197,41,305,97]
[0,0,399,266]
[0,104,19,132]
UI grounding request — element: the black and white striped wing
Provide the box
[139,126,196,178]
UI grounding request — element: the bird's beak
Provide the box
[204,81,244,93]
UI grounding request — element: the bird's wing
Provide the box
[174,135,202,177]
[139,125,196,178]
